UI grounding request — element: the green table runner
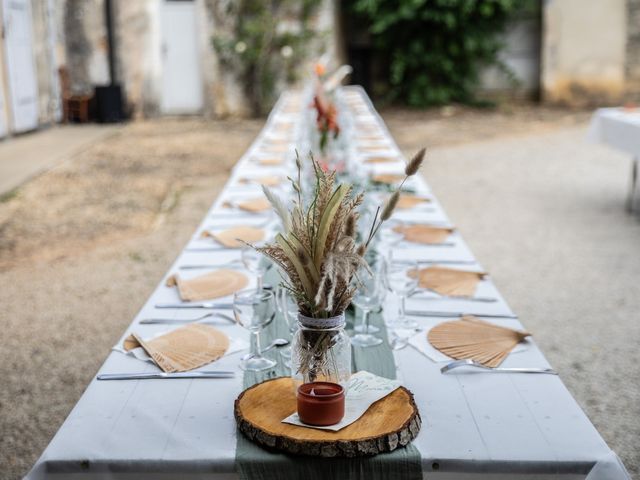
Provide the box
[235,272,423,480]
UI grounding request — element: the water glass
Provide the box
[384,259,420,329]
[276,287,299,365]
[351,271,384,347]
[241,244,270,291]
[233,288,276,371]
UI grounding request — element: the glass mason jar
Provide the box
[290,313,351,390]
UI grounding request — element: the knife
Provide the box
[410,294,497,303]
[406,310,518,319]
[97,371,235,380]
[155,302,234,309]
[185,247,232,252]
[179,263,241,270]
[395,242,456,248]
[394,259,477,266]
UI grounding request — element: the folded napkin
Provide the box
[257,157,283,166]
[166,269,249,301]
[360,145,393,152]
[427,316,531,367]
[364,156,400,164]
[272,122,293,132]
[120,324,235,372]
[393,224,454,244]
[239,175,283,187]
[227,197,271,213]
[413,266,485,297]
[262,144,288,154]
[201,226,264,248]
[371,173,404,184]
[396,194,431,209]
[408,317,529,365]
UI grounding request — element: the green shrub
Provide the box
[345,0,525,106]
[212,0,321,116]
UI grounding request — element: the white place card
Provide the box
[282,370,401,431]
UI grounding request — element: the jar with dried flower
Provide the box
[290,313,351,390]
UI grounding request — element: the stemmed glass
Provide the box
[233,288,276,371]
[241,244,270,291]
[378,220,404,248]
[276,287,299,366]
[351,270,385,347]
[384,258,420,329]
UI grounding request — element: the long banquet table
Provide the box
[25,87,630,479]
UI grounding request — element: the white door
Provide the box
[0,77,8,138]
[3,0,39,132]
[160,0,203,114]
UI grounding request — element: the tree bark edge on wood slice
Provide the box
[234,376,421,457]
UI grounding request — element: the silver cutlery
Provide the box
[406,310,518,319]
[203,219,271,229]
[139,312,236,325]
[241,338,289,361]
[441,359,557,375]
[155,302,234,309]
[185,246,234,252]
[411,286,493,301]
[210,212,269,219]
[410,293,497,303]
[97,371,236,380]
[179,261,242,270]
[394,259,477,266]
[396,242,456,248]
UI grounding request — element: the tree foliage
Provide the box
[346,0,524,106]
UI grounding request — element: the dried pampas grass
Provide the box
[253,148,426,318]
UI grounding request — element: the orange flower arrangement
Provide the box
[313,92,340,155]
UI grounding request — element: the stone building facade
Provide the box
[0,0,639,138]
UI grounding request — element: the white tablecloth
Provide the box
[588,108,640,157]
[25,87,630,480]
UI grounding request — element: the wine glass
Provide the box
[233,288,276,371]
[351,270,384,347]
[377,220,404,248]
[276,287,299,366]
[384,258,420,329]
[241,244,270,291]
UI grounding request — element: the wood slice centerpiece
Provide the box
[234,377,421,457]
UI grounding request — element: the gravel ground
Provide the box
[0,118,263,479]
[1,105,638,479]
[386,110,640,477]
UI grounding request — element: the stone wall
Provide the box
[43,0,640,119]
[627,0,640,93]
[541,0,627,106]
[56,0,337,118]
[480,7,541,98]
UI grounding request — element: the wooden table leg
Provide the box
[628,156,639,213]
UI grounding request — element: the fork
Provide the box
[410,289,497,303]
[179,260,243,270]
[203,219,271,230]
[441,359,557,375]
[139,312,236,325]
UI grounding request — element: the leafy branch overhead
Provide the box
[255,148,426,318]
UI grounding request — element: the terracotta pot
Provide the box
[296,381,345,426]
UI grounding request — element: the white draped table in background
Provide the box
[25,87,630,480]
[588,107,640,212]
